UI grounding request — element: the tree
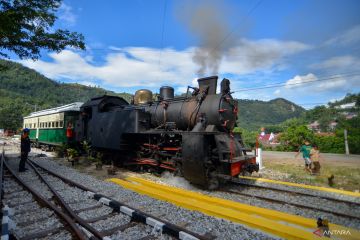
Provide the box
[0,0,85,60]
[0,102,24,130]
[279,117,306,129]
[279,125,314,150]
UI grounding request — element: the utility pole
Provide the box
[344,129,349,155]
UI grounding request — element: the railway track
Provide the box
[227,175,360,205]
[0,151,209,240]
[1,151,86,239]
[109,176,360,240]
[217,176,360,222]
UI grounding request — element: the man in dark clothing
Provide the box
[19,128,31,172]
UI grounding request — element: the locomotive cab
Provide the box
[79,95,150,151]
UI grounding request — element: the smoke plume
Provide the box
[177,0,237,76]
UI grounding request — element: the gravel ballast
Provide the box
[141,172,360,230]
[2,141,359,239]
[17,156,280,240]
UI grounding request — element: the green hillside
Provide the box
[0,60,132,130]
[0,59,305,131]
[237,98,305,130]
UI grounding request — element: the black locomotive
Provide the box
[77,76,258,189]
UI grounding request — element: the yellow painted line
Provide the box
[109,177,360,240]
[125,177,360,240]
[108,177,317,240]
[127,177,315,227]
[239,176,360,198]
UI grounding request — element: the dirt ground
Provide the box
[55,150,360,192]
[263,151,360,167]
[2,137,359,192]
[259,151,360,192]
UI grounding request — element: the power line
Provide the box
[84,0,264,59]
[82,46,360,67]
[157,0,168,69]
[232,72,360,92]
[210,0,263,54]
[85,46,360,57]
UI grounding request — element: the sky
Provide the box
[16,0,360,109]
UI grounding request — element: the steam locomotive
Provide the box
[24,76,258,189]
[77,76,258,189]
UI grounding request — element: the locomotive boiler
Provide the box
[78,76,258,189]
[143,76,237,131]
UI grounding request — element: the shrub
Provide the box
[314,135,344,154]
[67,148,78,159]
[55,144,68,157]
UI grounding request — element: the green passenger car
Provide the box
[23,102,83,147]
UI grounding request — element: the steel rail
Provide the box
[111,177,319,240]
[237,175,360,197]
[225,176,360,207]
[1,150,4,202]
[0,150,7,240]
[26,160,106,240]
[29,159,210,240]
[222,188,360,221]
[2,155,87,240]
[116,176,360,240]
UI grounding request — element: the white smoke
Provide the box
[161,172,198,190]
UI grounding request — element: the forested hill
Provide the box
[0,60,132,106]
[0,59,304,130]
[237,98,305,130]
[0,59,132,130]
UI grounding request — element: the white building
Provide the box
[335,102,356,109]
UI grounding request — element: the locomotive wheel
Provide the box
[207,169,220,190]
[207,176,219,190]
[241,171,251,176]
[174,162,183,177]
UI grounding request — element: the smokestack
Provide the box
[197,76,218,94]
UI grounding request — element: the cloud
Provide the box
[284,72,359,93]
[329,95,346,103]
[325,25,360,46]
[222,38,311,74]
[285,73,347,91]
[20,48,196,88]
[58,3,77,26]
[108,46,123,51]
[19,37,312,93]
[311,55,360,71]
[285,73,318,88]
[284,55,360,94]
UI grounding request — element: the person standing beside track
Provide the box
[66,122,74,147]
[295,140,312,173]
[19,128,31,172]
[310,145,321,175]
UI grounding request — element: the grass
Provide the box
[262,162,360,192]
